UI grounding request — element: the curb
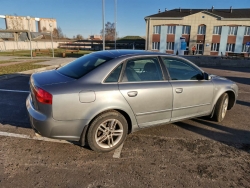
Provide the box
[0,62,69,81]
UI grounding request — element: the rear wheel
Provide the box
[86,111,128,152]
[213,93,229,122]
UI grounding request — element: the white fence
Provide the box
[0,41,59,51]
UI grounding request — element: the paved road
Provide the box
[0,67,250,187]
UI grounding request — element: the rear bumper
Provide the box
[26,94,88,141]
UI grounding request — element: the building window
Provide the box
[153,26,161,34]
[166,42,174,50]
[182,26,190,34]
[167,26,176,34]
[245,27,250,36]
[228,26,237,35]
[242,44,250,52]
[152,42,160,50]
[211,43,220,51]
[213,26,222,35]
[226,43,235,52]
[197,25,206,34]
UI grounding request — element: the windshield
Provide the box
[57,53,112,79]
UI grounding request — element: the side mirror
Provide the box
[204,72,211,80]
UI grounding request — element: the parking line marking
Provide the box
[113,143,124,158]
[0,89,30,93]
[0,131,71,144]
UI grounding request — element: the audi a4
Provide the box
[26,50,238,152]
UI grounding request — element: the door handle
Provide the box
[127,91,138,97]
[175,88,183,93]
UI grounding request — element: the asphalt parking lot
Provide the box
[0,67,250,187]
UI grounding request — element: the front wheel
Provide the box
[86,111,128,152]
[213,93,229,122]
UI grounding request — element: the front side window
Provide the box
[153,26,161,34]
[122,57,163,82]
[152,42,160,50]
[228,26,237,35]
[245,27,250,36]
[167,26,176,34]
[58,54,112,79]
[198,25,206,34]
[211,43,220,51]
[182,26,191,34]
[213,26,222,35]
[166,42,174,50]
[105,64,123,83]
[162,57,203,80]
[226,43,235,52]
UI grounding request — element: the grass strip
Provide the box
[0,60,18,64]
[0,49,92,58]
[0,60,49,75]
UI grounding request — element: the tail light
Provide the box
[33,86,52,104]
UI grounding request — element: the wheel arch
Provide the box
[79,108,135,146]
[225,90,236,110]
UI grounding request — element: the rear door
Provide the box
[161,57,214,121]
[118,56,173,128]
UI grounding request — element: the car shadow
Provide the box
[224,76,250,85]
[174,118,250,153]
[236,100,250,107]
[200,66,250,74]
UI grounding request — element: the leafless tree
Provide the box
[100,22,117,41]
[53,26,64,38]
[42,27,47,32]
[76,34,84,40]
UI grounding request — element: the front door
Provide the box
[118,57,173,127]
[161,56,214,121]
[196,44,204,55]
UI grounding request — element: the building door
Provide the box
[196,44,204,55]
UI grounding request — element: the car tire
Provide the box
[213,93,229,122]
[86,110,128,152]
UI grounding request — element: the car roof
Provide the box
[91,50,172,58]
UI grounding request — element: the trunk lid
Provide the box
[31,69,75,86]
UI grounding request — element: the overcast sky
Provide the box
[0,0,249,38]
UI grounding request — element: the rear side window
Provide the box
[122,57,164,82]
[57,54,112,79]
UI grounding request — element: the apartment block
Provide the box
[145,7,250,56]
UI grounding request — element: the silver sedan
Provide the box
[26,50,238,152]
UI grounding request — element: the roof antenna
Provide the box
[230,6,233,13]
[158,9,161,13]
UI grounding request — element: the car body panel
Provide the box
[170,80,214,121]
[119,81,172,127]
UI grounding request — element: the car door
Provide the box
[118,56,173,128]
[161,56,214,121]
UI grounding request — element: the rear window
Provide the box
[57,53,112,79]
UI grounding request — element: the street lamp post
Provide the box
[26,16,32,58]
[114,0,117,49]
[49,23,54,58]
[102,0,105,50]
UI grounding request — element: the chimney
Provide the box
[165,8,167,12]
[211,6,214,12]
[179,7,181,12]
[230,6,232,13]
[158,9,161,13]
